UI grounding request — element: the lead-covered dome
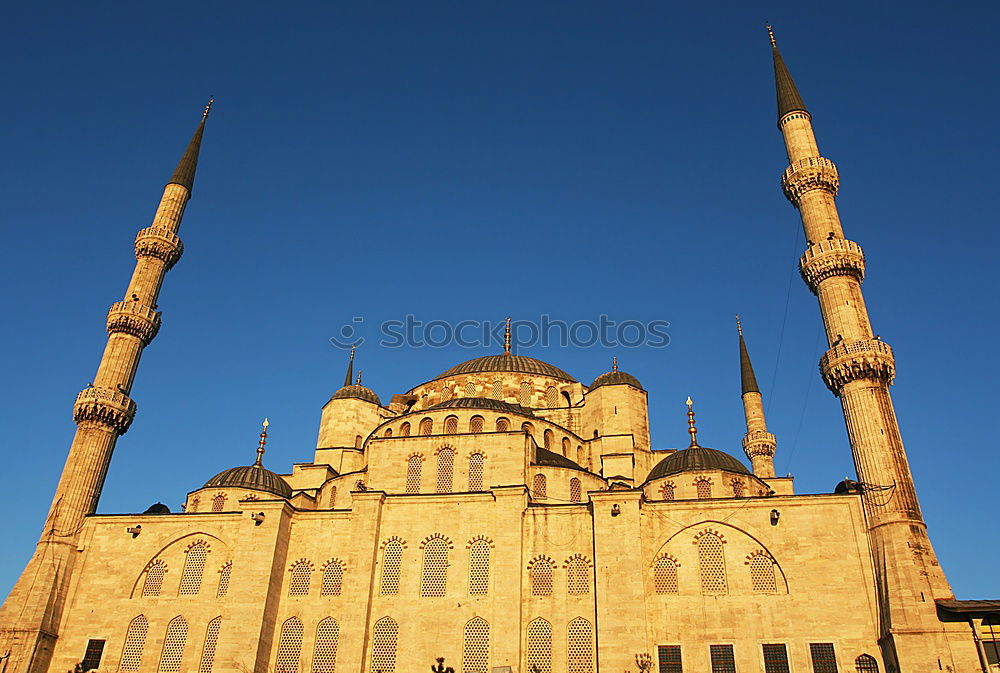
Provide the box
[204,464,293,498]
[330,384,381,406]
[437,353,575,382]
[646,446,751,482]
[429,397,534,416]
[589,370,643,390]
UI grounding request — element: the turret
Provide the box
[736,317,776,477]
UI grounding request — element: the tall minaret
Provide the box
[736,316,776,477]
[0,103,211,673]
[768,28,966,670]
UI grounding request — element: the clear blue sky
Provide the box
[1,1,997,600]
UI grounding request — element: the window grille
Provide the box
[855,654,879,673]
[465,381,477,396]
[400,422,410,437]
[421,538,449,597]
[188,498,199,513]
[653,557,678,594]
[660,482,675,500]
[695,479,712,499]
[198,617,222,673]
[543,429,554,450]
[289,561,312,596]
[657,645,682,673]
[566,558,590,595]
[81,639,105,672]
[732,481,745,498]
[120,615,149,671]
[179,544,209,595]
[567,618,593,673]
[217,563,232,598]
[519,382,532,407]
[491,380,503,400]
[370,617,398,673]
[469,416,484,433]
[436,448,455,493]
[468,541,490,595]
[157,616,188,672]
[419,418,433,435]
[809,643,839,673]
[530,559,553,596]
[698,533,727,595]
[406,455,422,493]
[312,618,340,673]
[496,417,510,432]
[142,561,167,597]
[750,555,777,593]
[321,562,344,596]
[329,486,338,508]
[380,542,403,595]
[569,478,582,503]
[763,644,790,673]
[468,453,485,491]
[463,617,489,673]
[211,494,226,512]
[533,474,547,499]
[526,619,551,673]
[709,644,735,673]
[441,387,452,402]
[445,416,459,434]
[545,386,558,407]
[275,617,303,673]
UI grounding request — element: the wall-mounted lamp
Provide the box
[126,525,142,538]
[611,504,621,517]
[769,509,780,526]
[251,512,266,526]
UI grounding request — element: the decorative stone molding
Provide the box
[781,156,839,203]
[380,536,407,549]
[106,300,162,345]
[466,535,494,548]
[652,553,681,567]
[692,528,727,544]
[527,554,556,569]
[742,430,776,458]
[419,534,454,549]
[73,386,136,434]
[288,558,314,571]
[321,557,347,571]
[799,238,865,294]
[134,226,184,269]
[185,539,211,553]
[820,338,896,393]
[563,553,592,568]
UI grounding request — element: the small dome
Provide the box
[429,397,533,416]
[589,370,643,390]
[437,353,575,382]
[330,384,381,406]
[143,502,171,514]
[646,446,751,482]
[204,464,293,498]
[835,478,862,494]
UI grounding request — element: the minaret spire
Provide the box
[344,344,356,387]
[0,104,209,673]
[254,418,269,467]
[685,397,700,448]
[767,25,808,122]
[736,316,776,477]
[504,316,511,354]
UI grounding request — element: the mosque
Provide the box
[0,28,997,673]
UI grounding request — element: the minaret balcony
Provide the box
[799,238,866,293]
[819,338,896,393]
[742,430,776,457]
[73,387,137,435]
[106,301,162,345]
[134,226,184,270]
[781,156,839,203]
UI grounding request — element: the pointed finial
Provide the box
[685,397,700,448]
[254,418,269,466]
[766,24,777,47]
[737,316,760,394]
[736,314,743,336]
[612,356,618,373]
[504,317,512,354]
[356,370,363,386]
[343,345,356,387]
[202,97,214,120]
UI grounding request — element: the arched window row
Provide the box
[526,618,594,673]
[527,555,592,597]
[649,534,785,596]
[118,614,223,673]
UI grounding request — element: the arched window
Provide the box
[188,498,199,513]
[142,561,167,597]
[275,617,303,673]
[211,494,226,512]
[354,434,363,449]
[543,429,554,450]
[698,533,727,595]
[653,556,679,594]
[532,474,547,499]
[569,478,582,503]
[491,380,503,400]
[469,415,484,433]
[661,482,675,501]
[695,478,712,499]
[328,486,338,508]
[731,480,745,498]
[380,542,403,595]
[321,562,344,596]
[440,386,452,402]
[576,446,585,465]
[566,557,590,595]
[856,654,879,672]
[312,618,340,673]
[436,448,455,492]
[519,382,532,407]
[179,543,209,595]
[545,386,558,407]
[216,563,232,598]
[289,560,312,596]
[521,422,534,436]
[198,617,222,673]
[384,427,392,437]
[561,437,571,456]
[419,418,433,435]
[444,416,459,434]
[119,615,149,671]
[469,540,490,595]
[468,453,485,491]
[464,381,477,396]
[405,455,422,494]
[567,618,593,673]
[370,617,398,673]
[463,617,490,673]
[157,615,188,672]
[530,559,553,596]
[749,554,777,593]
[496,417,510,432]
[399,422,411,437]
[420,538,449,597]
[526,619,552,673]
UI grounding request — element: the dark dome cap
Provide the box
[436,353,575,382]
[646,446,751,482]
[429,397,534,416]
[330,384,381,406]
[204,464,293,498]
[589,370,643,391]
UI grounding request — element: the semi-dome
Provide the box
[533,447,588,472]
[646,446,751,482]
[437,353,575,382]
[429,397,534,416]
[204,464,293,498]
[330,384,381,406]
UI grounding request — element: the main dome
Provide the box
[204,464,293,498]
[646,446,751,482]
[436,353,575,382]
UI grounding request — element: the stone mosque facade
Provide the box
[1,29,997,673]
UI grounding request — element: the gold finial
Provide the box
[254,418,269,466]
[612,356,618,373]
[203,97,214,120]
[686,397,700,448]
[736,314,743,336]
[504,317,512,354]
[766,24,777,47]
[356,370,363,386]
